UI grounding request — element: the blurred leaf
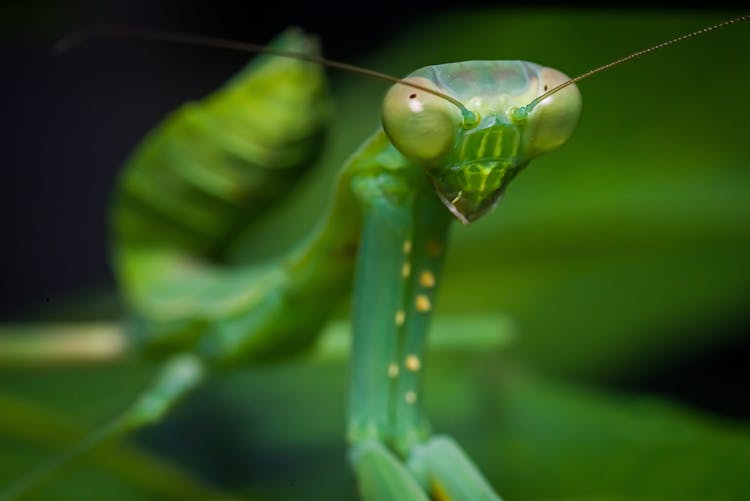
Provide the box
[0,393,235,501]
[2,335,749,499]
[475,376,750,499]
[136,352,750,499]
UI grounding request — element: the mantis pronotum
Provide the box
[1,10,749,500]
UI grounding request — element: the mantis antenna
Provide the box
[521,13,750,114]
[56,15,749,122]
[54,26,480,126]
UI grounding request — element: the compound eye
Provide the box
[382,77,460,165]
[527,67,582,156]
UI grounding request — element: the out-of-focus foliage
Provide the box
[1,9,749,500]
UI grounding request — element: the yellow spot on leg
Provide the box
[388,363,399,378]
[401,262,411,279]
[415,294,431,313]
[403,240,412,254]
[395,310,405,326]
[405,355,421,371]
[419,270,435,288]
[405,391,417,404]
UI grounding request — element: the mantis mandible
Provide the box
[1,11,748,500]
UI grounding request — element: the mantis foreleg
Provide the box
[346,165,501,499]
[408,435,501,501]
[392,188,451,455]
[348,172,415,444]
[350,440,428,501]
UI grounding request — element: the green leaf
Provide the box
[469,376,750,499]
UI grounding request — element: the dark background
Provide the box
[1,1,748,420]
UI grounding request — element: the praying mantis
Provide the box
[1,8,750,500]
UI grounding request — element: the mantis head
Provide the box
[382,61,581,223]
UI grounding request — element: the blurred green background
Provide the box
[2,6,750,500]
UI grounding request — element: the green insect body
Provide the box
[114,39,581,498]
[114,47,580,368]
[2,12,749,500]
[3,27,583,501]
[339,61,579,498]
